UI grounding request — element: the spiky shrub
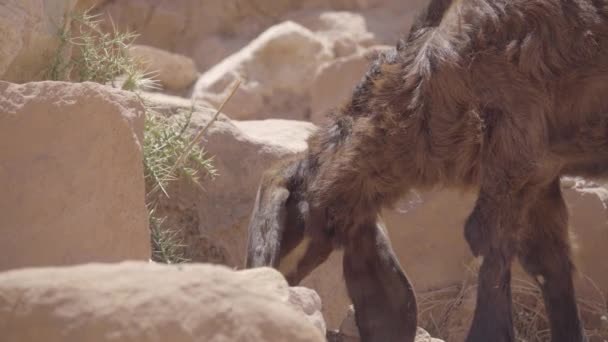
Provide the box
[46,10,216,264]
[142,105,218,263]
[143,106,217,199]
[47,11,157,91]
[148,208,189,264]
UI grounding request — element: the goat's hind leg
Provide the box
[518,178,587,342]
[343,219,418,342]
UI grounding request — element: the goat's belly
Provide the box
[562,159,608,180]
[551,117,608,179]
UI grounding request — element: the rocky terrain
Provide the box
[1,0,608,341]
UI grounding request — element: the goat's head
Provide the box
[245,155,419,340]
[244,155,334,285]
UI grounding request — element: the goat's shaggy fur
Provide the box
[245,0,608,341]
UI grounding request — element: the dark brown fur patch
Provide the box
[246,1,608,341]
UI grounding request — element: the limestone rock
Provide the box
[129,44,199,92]
[311,50,370,123]
[310,45,392,124]
[289,286,327,334]
[0,81,150,271]
[192,21,333,120]
[0,261,326,342]
[294,11,377,57]
[0,0,77,82]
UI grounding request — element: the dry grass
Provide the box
[418,260,608,342]
[148,207,190,264]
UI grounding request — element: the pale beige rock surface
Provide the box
[0,0,77,82]
[0,81,150,271]
[288,286,327,334]
[129,44,199,92]
[310,46,391,124]
[310,53,369,124]
[192,21,332,121]
[292,11,376,57]
[0,261,326,342]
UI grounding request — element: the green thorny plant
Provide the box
[142,79,241,263]
[46,9,220,264]
[148,207,190,264]
[143,104,219,264]
[46,10,158,91]
[143,105,218,199]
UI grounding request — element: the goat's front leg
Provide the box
[343,219,418,342]
[462,102,560,341]
[464,187,519,342]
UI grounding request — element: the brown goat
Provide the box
[245,0,608,341]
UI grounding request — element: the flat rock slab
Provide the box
[0,261,326,342]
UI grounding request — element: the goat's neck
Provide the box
[299,104,413,234]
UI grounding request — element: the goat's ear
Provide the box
[245,183,290,268]
[343,219,418,342]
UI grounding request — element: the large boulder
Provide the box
[0,261,326,342]
[292,11,377,57]
[192,21,333,121]
[289,286,328,334]
[310,54,368,123]
[0,0,77,82]
[0,81,150,271]
[129,44,199,93]
[310,47,391,124]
